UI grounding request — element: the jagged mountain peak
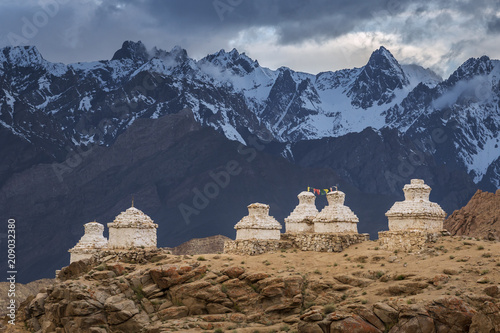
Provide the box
[0,45,45,67]
[365,46,406,77]
[445,55,496,86]
[201,48,259,74]
[111,40,149,63]
[150,45,189,64]
[347,46,409,108]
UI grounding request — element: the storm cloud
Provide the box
[0,0,499,77]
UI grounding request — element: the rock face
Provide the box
[285,191,318,233]
[69,221,108,263]
[107,205,158,249]
[313,191,359,233]
[19,241,500,333]
[444,189,500,240]
[385,179,446,232]
[234,203,282,240]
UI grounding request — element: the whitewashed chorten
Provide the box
[107,204,158,249]
[385,179,446,232]
[69,221,108,263]
[235,203,282,240]
[285,191,318,233]
[313,190,359,233]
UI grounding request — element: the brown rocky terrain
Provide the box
[0,279,53,316]
[3,236,499,333]
[445,189,500,241]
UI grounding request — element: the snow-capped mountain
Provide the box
[0,41,499,189]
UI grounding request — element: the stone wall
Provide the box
[388,217,444,232]
[236,228,281,240]
[378,230,443,252]
[224,232,369,255]
[314,221,358,233]
[107,226,157,249]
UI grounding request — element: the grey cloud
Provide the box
[0,0,498,76]
[487,17,500,34]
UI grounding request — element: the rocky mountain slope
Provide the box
[9,236,500,332]
[1,41,499,283]
[0,279,53,317]
[445,189,500,240]
[0,41,499,189]
[1,110,396,283]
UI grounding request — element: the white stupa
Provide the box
[234,203,282,240]
[285,191,318,233]
[385,179,446,232]
[107,203,158,249]
[313,190,359,233]
[69,221,108,263]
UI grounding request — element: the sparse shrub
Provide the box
[263,260,271,266]
[341,294,347,300]
[323,303,336,314]
[482,253,491,258]
[95,264,107,271]
[449,255,455,259]
[480,269,489,275]
[374,247,379,250]
[132,285,145,302]
[477,245,485,250]
[343,253,348,257]
[361,299,368,304]
[221,284,228,293]
[334,263,338,267]
[241,261,245,264]
[197,256,207,261]
[280,324,291,332]
[395,275,406,280]
[214,328,224,333]
[362,291,367,295]
[313,269,322,275]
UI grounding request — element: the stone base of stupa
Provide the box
[378,230,449,252]
[69,249,99,264]
[224,232,370,255]
[285,220,314,233]
[314,221,358,233]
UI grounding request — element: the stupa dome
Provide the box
[285,191,318,233]
[234,203,282,240]
[385,179,446,231]
[313,191,359,233]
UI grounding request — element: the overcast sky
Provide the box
[0,0,499,77]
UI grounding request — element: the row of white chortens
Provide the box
[69,179,446,262]
[69,205,158,263]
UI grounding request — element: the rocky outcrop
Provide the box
[18,239,500,332]
[445,189,500,240]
